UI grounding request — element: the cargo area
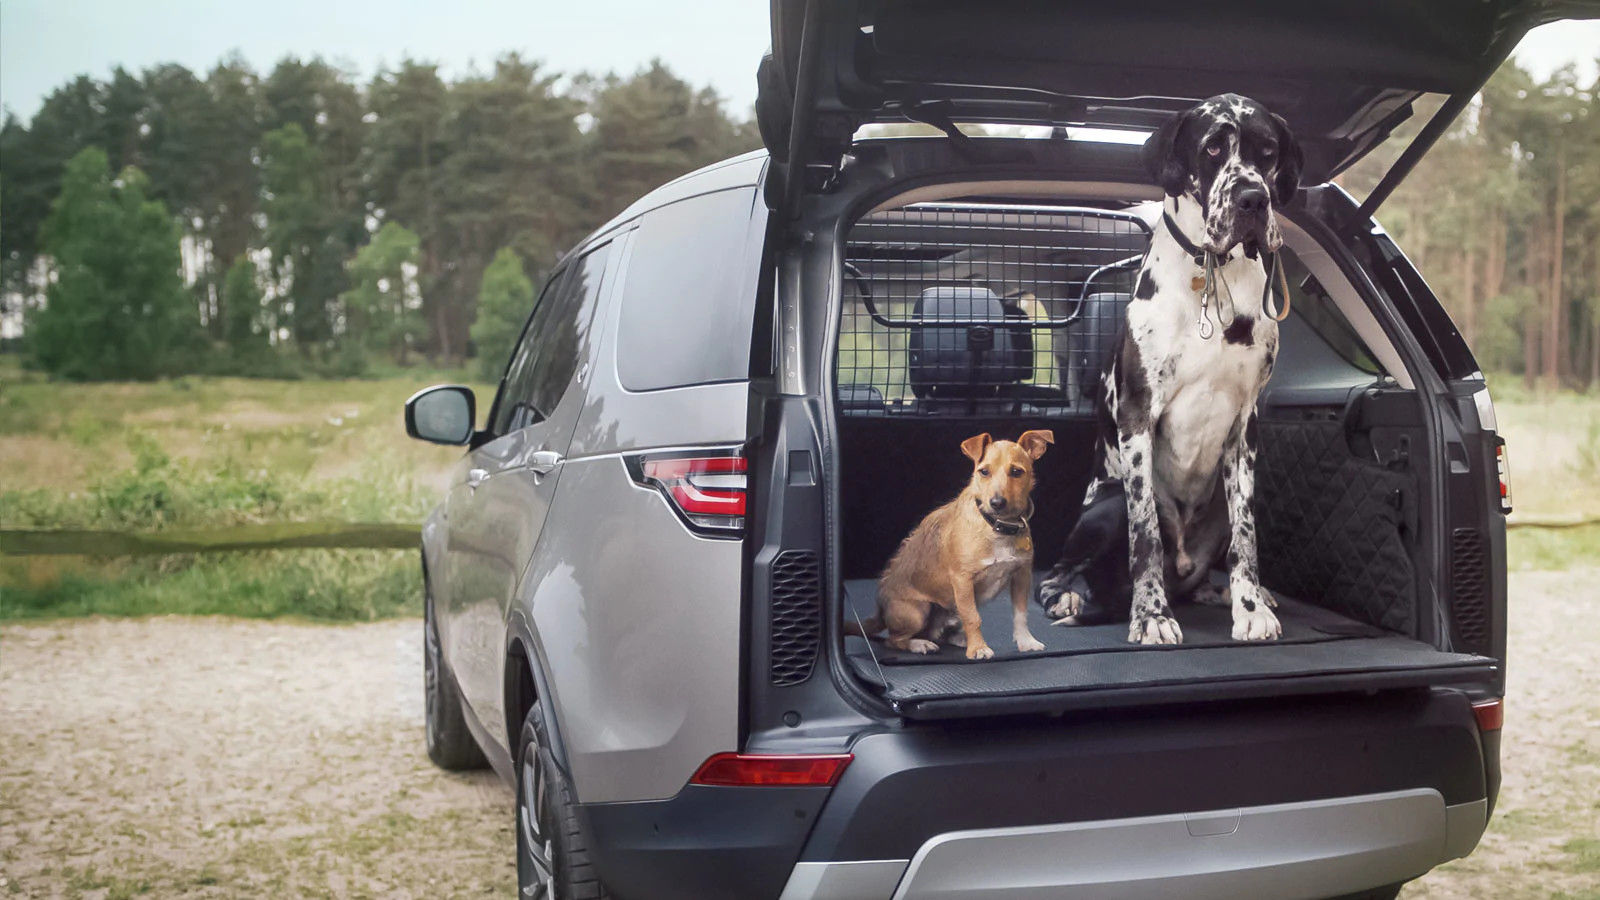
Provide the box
[831,198,1496,716]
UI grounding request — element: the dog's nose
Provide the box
[1238,188,1269,215]
[989,495,1008,511]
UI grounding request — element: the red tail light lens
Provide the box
[1473,698,1503,732]
[690,752,853,787]
[629,451,747,535]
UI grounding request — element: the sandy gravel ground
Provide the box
[3,570,1597,899]
[0,619,515,898]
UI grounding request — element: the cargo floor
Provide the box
[843,572,1494,715]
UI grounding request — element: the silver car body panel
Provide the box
[444,239,626,738]
[524,452,744,802]
[778,861,912,900]
[510,175,765,801]
[777,790,1486,900]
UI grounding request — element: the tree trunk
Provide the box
[1545,137,1565,391]
[1593,234,1600,389]
[1524,225,1543,392]
[1460,244,1478,346]
[433,299,452,367]
[1591,304,1599,389]
[1484,210,1506,302]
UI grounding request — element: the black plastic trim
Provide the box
[890,660,1496,720]
[577,784,830,900]
[803,687,1489,862]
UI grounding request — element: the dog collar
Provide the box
[1161,210,1207,269]
[976,497,1033,536]
[1163,203,1290,334]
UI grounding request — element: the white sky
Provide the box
[2,4,1595,123]
[0,0,771,121]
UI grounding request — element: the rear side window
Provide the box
[1280,249,1383,375]
[615,188,763,391]
[493,243,611,433]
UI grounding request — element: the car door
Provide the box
[444,240,616,732]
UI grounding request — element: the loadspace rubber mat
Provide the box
[843,573,1492,707]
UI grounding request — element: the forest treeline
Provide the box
[1340,58,1600,390]
[1,53,1596,386]
[0,54,758,378]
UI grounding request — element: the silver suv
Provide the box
[402,3,1592,897]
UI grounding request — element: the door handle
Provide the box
[466,468,489,490]
[528,450,564,476]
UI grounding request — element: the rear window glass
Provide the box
[1279,249,1383,375]
[615,188,763,391]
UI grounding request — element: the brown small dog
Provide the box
[853,431,1054,659]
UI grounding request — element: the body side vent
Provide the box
[770,550,822,686]
[1450,528,1490,653]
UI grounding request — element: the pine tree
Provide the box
[470,248,535,380]
[262,123,345,354]
[27,148,198,380]
[221,255,269,351]
[340,222,424,366]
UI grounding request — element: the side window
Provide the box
[492,267,568,435]
[615,187,763,391]
[1280,249,1384,376]
[493,242,611,434]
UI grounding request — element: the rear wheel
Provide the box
[517,704,610,900]
[423,588,487,770]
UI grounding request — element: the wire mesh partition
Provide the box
[838,203,1152,418]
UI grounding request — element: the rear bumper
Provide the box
[780,790,1486,900]
[579,689,1494,900]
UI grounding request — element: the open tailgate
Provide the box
[763,0,1600,203]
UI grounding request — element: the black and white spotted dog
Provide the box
[1037,94,1304,645]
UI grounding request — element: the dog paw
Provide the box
[1015,634,1046,652]
[966,644,995,660]
[907,638,940,654]
[1191,584,1230,607]
[1231,591,1282,641]
[1260,587,1279,608]
[1129,614,1184,645]
[1043,589,1084,620]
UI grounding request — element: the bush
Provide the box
[470,247,535,380]
[26,148,202,380]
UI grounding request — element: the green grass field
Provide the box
[0,363,492,620]
[1,362,1595,620]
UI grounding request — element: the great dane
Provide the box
[1037,94,1304,645]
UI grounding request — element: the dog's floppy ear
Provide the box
[960,433,992,464]
[1142,107,1194,197]
[1269,112,1304,206]
[1017,429,1054,460]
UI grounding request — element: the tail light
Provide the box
[690,752,853,787]
[1494,443,1512,515]
[1472,697,1503,732]
[628,450,747,536]
[1475,386,1511,515]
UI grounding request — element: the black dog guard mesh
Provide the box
[838,203,1151,418]
[834,200,1418,638]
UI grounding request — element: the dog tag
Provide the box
[1017,535,1032,552]
[1190,273,1205,292]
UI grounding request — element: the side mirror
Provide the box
[405,385,476,446]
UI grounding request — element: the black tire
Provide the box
[517,704,610,900]
[423,588,487,771]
